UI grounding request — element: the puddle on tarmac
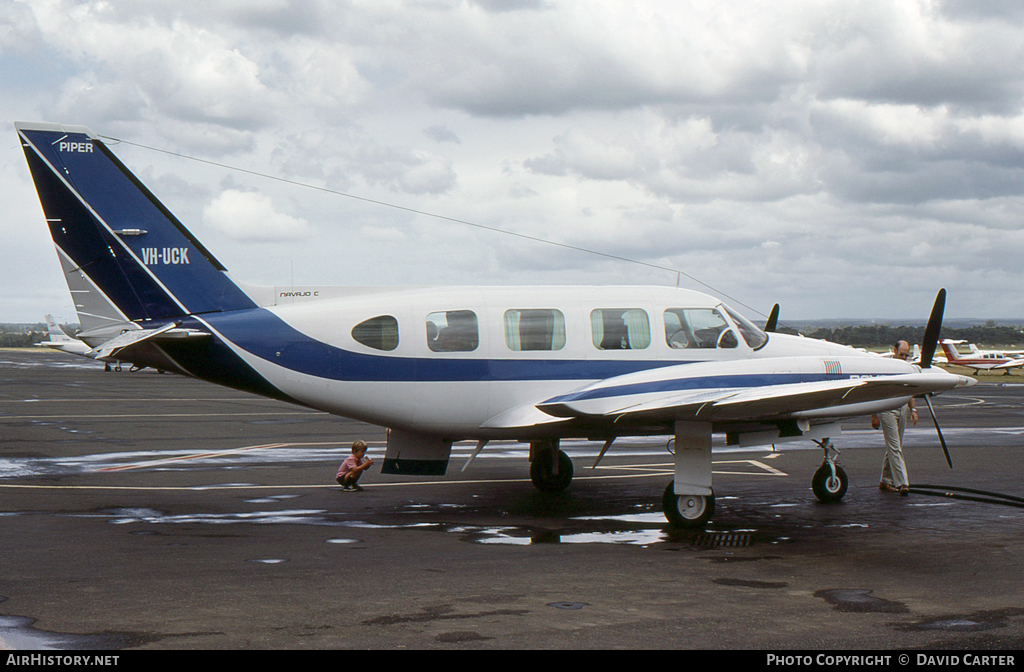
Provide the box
[713,578,789,589]
[48,502,780,549]
[815,589,909,613]
[895,608,1024,633]
[0,614,145,650]
[91,507,335,526]
[244,494,301,504]
[0,358,102,371]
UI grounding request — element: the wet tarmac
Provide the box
[2,349,1024,649]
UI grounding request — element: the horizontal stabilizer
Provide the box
[90,323,210,360]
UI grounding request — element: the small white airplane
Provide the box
[35,314,91,357]
[16,121,976,527]
[939,339,1024,374]
[35,313,133,371]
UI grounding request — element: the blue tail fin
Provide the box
[17,122,256,325]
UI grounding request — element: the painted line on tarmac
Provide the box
[0,398,280,403]
[98,442,296,471]
[597,459,788,477]
[937,396,986,408]
[2,411,325,420]
[0,459,787,492]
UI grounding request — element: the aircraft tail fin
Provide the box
[939,340,961,363]
[17,122,256,328]
[43,314,76,342]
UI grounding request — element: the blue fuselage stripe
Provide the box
[543,374,846,404]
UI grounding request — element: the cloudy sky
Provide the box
[4,0,1024,324]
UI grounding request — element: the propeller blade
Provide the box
[764,303,780,333]
[923,393,953,469]
[919,288,946,369]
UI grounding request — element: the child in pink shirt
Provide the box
[336,440,374,491]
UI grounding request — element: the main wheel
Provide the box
[530,449,574,492]
[811,463,848,503]
[662,481,715,527]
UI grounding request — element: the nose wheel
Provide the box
[662,481,715,527]
[811,438,848,503]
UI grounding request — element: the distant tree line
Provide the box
[783,323,1024,348]
[0,331,46,348]
[0,322,62,348]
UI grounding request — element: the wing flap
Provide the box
[481,402,573,430]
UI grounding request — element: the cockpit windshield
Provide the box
[720,304,769,350]
[664,308,737,349]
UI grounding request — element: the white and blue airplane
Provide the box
[16,121,975,527]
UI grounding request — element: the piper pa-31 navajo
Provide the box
[17,121,976,527]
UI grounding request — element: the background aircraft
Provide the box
[35,314,91,357]
[35,314,133,371]
[939,340,1024,374]
[17,121,975,526]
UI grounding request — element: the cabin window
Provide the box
[591,309,651,350]
[351,315,399,351]
[504,309,566,351]
[426,310,479,352]
[720,305,768,350]
[664,308,738,349]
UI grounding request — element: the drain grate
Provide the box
[695,532,752,548]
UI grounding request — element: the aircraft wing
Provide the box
[992,359,1024,370]
[533,368,965,427]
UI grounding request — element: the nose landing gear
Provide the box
[811,438,848,503]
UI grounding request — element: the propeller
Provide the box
[764,303,780,333]
[918,288,953,469]
[923,393,953,469]
[919,288,945,369]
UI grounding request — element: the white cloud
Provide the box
[6,0,1024,320]
[202,190,310,242]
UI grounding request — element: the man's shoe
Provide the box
[879,482,898,492]
[898,486,910,496]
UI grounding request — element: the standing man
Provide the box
[336,440,374,491]
[871,340,918,496]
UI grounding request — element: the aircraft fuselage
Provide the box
[125,284,933,440]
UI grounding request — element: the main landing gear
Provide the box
[529,439,574,492]
[662,482,715,527]
[527,433,847,527]
[811,438,848,503]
